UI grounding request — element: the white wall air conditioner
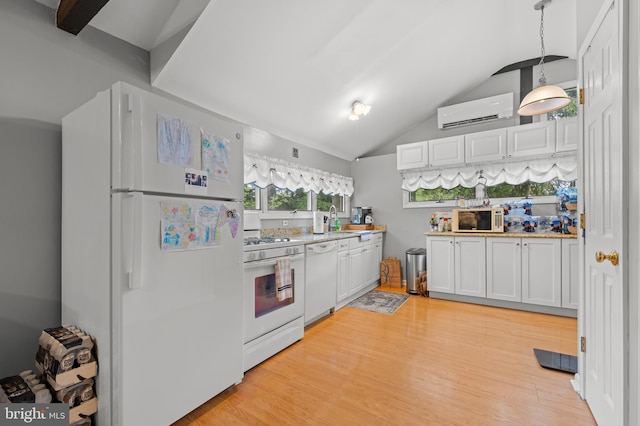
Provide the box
[437,93,514,129]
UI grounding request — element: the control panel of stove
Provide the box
[243,244,304,263]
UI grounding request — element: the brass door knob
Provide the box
[595,250,619,266]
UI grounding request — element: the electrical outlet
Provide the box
[292,147,299,158]
[282,220,289,226]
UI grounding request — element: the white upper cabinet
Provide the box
[507,121,556,158]
[428,135,465,166]
[397,141,428,170]
[465,128,508,164]
[555,117,578,152]
[396,118,575,170]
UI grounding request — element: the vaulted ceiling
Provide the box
[36,0,577,160]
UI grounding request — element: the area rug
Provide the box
[348,290,410,314]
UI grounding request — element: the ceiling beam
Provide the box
[492,55,568,75]
[56,0,110,35]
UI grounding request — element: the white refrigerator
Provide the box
[61,82,244,425]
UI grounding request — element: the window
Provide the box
[243,183,261,210]
[267,185,309,212]
[405,179,575,207]
[486,179,574,198]
[410,186,475,203]
[244,184,349,217]
[547,87,578,120]
[317,191,344,212]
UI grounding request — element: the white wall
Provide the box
[0,0,151,377]
[371,58,577,156]
[0,0,350,377]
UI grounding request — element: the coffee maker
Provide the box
[352,207,373,225]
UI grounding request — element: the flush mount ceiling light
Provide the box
[348,101,371,121]
[517,0,571,116]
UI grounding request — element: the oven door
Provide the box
[243,253,305,343]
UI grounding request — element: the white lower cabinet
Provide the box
[427,236,485,296]
[428,235,574,311]
[521,239,562,307]
[454,237,486,297]
[426,236,455,293]
[336,235,384,306]
[336,240,350,304]
[486,237,522,302]
[363,244,378,286]
[561,239,579,309]
[374,233,383,282]
[348,239,365,296]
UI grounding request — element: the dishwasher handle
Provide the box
[307,241,338,254]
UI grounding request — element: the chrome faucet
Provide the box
[328,205,337,228]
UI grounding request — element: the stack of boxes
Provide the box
[35,326,98,425]
[0,369,52,404]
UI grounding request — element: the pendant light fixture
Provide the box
[517,0,571,116]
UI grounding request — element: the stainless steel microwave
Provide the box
[452,208,504,233]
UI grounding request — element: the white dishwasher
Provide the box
[305,240,338,325]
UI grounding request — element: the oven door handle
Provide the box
[244,253,305,269]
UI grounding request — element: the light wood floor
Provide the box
[173,286,595,425]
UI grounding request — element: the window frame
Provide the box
[402,191,556,209]
[244,184,351,219]
[536,80,578,123]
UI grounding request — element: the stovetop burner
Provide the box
[244,237,292,246]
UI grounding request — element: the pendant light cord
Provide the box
[538,5,547,86]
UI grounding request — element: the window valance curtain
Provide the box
[244,153,355,196]
[401,154,577,192]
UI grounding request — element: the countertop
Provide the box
[424,231,577,239]
[295,228,384,244]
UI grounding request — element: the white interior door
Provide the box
[581,1,625,424]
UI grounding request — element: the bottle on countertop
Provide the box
[335,217,341,231]
[443,217,449,232]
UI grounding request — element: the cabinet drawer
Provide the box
[337,240,350,252]
[348,238,364,251]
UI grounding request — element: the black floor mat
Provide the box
[533,348,577,374]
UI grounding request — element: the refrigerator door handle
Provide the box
[126,192,144,289]
[118,91,142,191]
[129,94,144,190]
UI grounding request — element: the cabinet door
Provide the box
[363,245,377,286]
[507,121,556,158]
[426,236,454,293]
[397,141,428,170]
[349,249,364,295]
[428,135,465,166]
[555,117,578,152]
[374,234,383,281]
[486,237,522,302]
[465,128,508,164]
[561,239,579,309]
[337,251,349,303]
[454,237,486,297]
[522,239,561,306]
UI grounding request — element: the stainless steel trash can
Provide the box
[406,248,426,295]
